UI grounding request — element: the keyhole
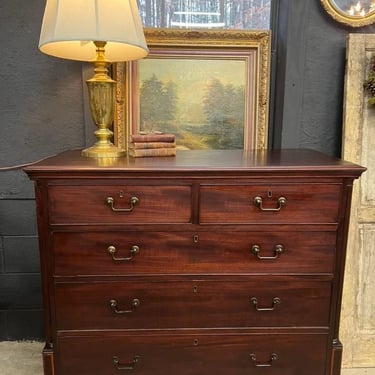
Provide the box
[193,285,198,293]
[268,190,273,198]
[193,339,199,346]
[119,190,124,198]
[193,235,199,243]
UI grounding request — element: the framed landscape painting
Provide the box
[114,29,270,151]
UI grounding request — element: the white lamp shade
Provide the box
[39,0,149,62]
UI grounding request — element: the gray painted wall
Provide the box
[0,0,85,339]
[0,0,373,340]
[273,0,375,153]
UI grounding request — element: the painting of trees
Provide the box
[140,75,178,131]
[203,79,245,149]
[125,28,271,151]
[138,65,246,150]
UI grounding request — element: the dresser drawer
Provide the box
[52,230,336,276]
[48,185,192,224]
[200,183,341,224]
[54,279,331,330]
[57,332,328,375]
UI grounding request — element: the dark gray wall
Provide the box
[0,0,85,340]
[271,0,375,153]
[0,0,374,340]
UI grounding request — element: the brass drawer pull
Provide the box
[107,245,139,262]
[109,298,140,314]
[251,297,281,311]
[251,244,284,260]
[106,196,139,212]
[253,196,287,211]
[113,355,140,371]
[249,353,278,367]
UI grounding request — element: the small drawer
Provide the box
[199,183,341,224]
[52,230,336,276]
[57,332,328,375]
[48,185,192,224]
[54,279,331,330]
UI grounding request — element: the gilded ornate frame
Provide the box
[113,29,270,151]
[320,0,375,27]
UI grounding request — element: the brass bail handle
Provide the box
[251,297,281,311]
[106,196,139,212]
[249,353,278,367]
[109,298,140,314]
[107,245,140,262]
[112,355,140,371]
[253,196,287,212]
[251,244,284,260]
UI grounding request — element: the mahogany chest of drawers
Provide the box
[25,149,365,375]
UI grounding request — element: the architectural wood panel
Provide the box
[341,33,375,368]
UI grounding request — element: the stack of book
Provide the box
[129,133,176,157]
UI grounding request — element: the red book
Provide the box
[131,133,175,143]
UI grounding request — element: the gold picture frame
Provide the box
[114,28,270,151]
[320,0,375,27]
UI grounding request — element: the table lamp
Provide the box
[38,0,149,158]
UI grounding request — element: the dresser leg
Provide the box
[42,344,55,375]
[330,339,343,375]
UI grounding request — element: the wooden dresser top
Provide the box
[24,149,365,179]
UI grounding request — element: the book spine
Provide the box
[129,148,177,158]
[131,134,175,143]
[130,141,176,149]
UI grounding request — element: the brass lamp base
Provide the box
[81,144,126,158]
[83,41,126,159]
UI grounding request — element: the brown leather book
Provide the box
[129,147,176,158]
[129,141,176,149]
[131,133,175,143]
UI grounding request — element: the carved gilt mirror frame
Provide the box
[114,28,270,152]
[321,0,375,27]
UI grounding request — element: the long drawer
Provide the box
[48,185,192,224]
[200,183,341,224]
[56,332,328,375]
[54,279,331,329]
[52,230,336,275]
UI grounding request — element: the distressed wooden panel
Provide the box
[341,34,375,368]
[358,226,375,331]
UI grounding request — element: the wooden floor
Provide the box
[0,341,374,375]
